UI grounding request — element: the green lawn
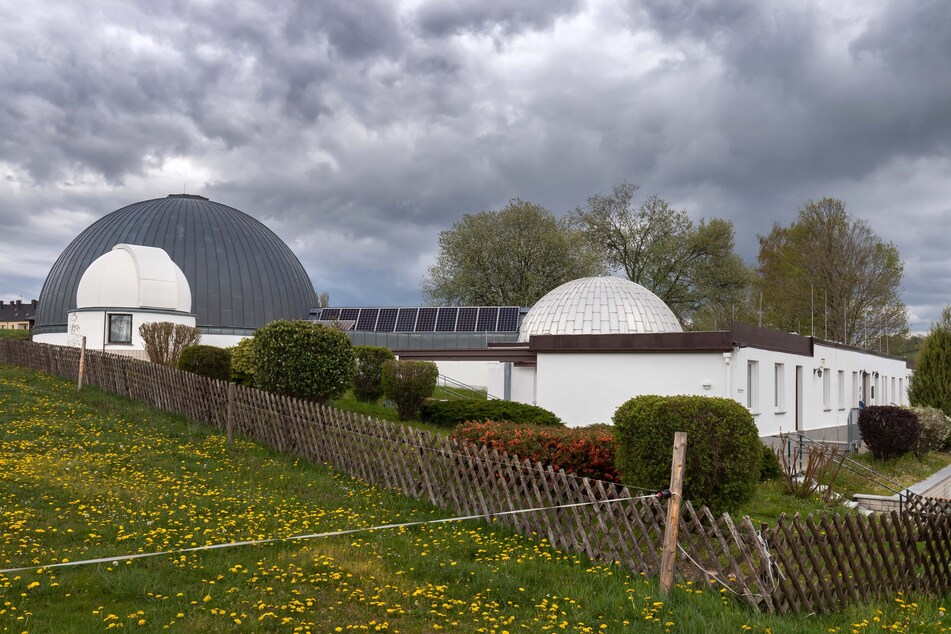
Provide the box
[1,363,948,633]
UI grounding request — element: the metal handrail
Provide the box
[437,374,500,400]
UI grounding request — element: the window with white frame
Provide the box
[852,372,859,407]
[891,377,896,404]
[108,314,133,344]
[774,363,785,411]
[823,370,831,410]
[837,370,845,410]
[747,361,759,413]
[899,378,904,405]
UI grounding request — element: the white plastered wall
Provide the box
[65,309,196,353]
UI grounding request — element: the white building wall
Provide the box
[514,344,910,435]
[534,352,725,427]
[431,360,492,391]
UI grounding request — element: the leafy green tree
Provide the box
[422,199,603,306]
[352,346,396,402]
[755,198,906,346]
[908,307,951,417]
[569,181,749,326]
[381,360,438,420]
[228,336,257,385]
[253,320,355,403]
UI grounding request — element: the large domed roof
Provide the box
[518,276,682,342]
[35,195,317,335]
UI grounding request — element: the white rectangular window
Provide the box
[774,363,785,411]
[823,370,831,410]
[747,361,759,413]
[899,378,904,405]
[837,370,845,410]
[891,377,896,404]
[852,372,859,407]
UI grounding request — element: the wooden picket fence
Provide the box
[2,338,949,614]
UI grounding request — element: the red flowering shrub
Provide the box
[453,421,618,482]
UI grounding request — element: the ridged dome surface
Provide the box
[518,276,682,342]
[35,195,317,335]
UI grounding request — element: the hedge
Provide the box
[382,360,438,420]
[352,346,396,402]
[858,406,920,460]
[454,421,618,482]
[177,344,232,381]
[420,399,562,428]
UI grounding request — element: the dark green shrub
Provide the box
[858,405,920,460]
[352,346,396,402]
[381,360,438,420]
[420,399,562,428]
[613,395,760,514]
[253,320,355,403]
[228,337,257,386]
[177,345,232,381]
[759,443,783,482]
[453,421,617,482]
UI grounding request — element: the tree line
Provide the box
[421,182,908,347]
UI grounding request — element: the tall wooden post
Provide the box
[226,382,235,448]
[76,336,87,392]
[660,431,687,597]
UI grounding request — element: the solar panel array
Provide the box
[312,306,523,333]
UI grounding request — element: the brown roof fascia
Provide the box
[527,331,735,353]
[394,347,537,365]
[728,322,812,356]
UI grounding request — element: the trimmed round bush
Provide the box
[352,346,396,402]
[613,395,760,514]
[454,421,617,482]
[228,336,257,386]
[177,344,232,381]
[253,320,356,403]
[420,399,562,428]
[382,360,438,420]
[858,405,920,460]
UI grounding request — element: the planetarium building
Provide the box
[34,194,317,350]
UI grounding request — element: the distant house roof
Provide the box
[0,299,38,324]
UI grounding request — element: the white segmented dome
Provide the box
[518,276,682,342]
[76,244,191,312]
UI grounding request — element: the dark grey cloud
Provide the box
[415,0,581,37]
[2,0,950,333]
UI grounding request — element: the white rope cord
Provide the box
[0,494,655,575]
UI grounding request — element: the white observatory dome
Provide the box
[517,276,682,342]
[76,244,191,312]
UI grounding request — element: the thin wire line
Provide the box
[0,494,655,576]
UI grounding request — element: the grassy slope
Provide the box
[0,363,947,633]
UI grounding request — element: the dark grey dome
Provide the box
[35,194,317,336]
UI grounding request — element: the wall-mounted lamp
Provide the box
[702,379,712,390]
[814,368,823,377]
[873,371,880,378]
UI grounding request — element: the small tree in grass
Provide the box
[613,395,760,515]
[352,346,396,402]
[382,360,438,420]
[909,306,951,418]
[253,320,355,403]
[139,321,201,367]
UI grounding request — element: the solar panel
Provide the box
[456,307,478,332]
[321,308,341,321]
[435,307,458,331]
[415,307,438,332]
[356,308,379,331]
[395,308,418,331]
[375,308,398,332]
[497,307,519,332]
[340,308,360,322]
[476,307,499,331]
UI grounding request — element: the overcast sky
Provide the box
[1,0,949,332]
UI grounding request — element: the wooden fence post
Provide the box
[76,336,87,392]
[226,382,235,447]
[660,431,687,597]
